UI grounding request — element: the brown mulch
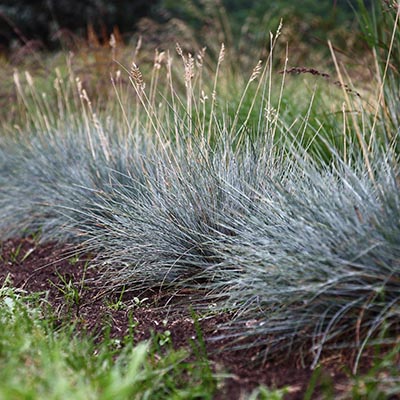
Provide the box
[0,237,382,399]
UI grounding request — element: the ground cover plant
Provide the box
[1,0,400,398]
[0,280,224,400]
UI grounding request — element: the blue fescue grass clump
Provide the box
[211,148,400,367]
[1,3,400,368]
[2,101,399,368]
[76,132,281,289]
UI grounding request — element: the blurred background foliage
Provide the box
[0,0,373,55]
[0,0,158,52]
[0,0,382,129]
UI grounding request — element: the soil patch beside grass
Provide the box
[0,237,383,399]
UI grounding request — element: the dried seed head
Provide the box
[154,50,165,70]
[265,106,278,123]
[281,67,331,78]
[218,43,225,64]
[109,34,116,49]
[130,62,145,91]
[134,35,142,59]
[276,19,283,38]
[13,70,21,91]
[184,53,194,87]
[196,47,207,68]
[250,60,263,82]
[25,71,34,87]
[281,67,360,97]
[75,77,82,92]
[80,89,91,106]
[176,42,183,57]
[384,0,399,10]
[200,90,208,104]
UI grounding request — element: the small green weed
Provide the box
[248,385,288,400]
[49,263,89,316]
[133,295,149,307]
[304,366,334,400]
[8,243,22,264]
[351,344,400,399]
[301,343,400,399]
[2,242,36,265]
[68,254,80,265]
[158,329,172,347]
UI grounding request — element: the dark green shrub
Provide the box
[0,0,159,50]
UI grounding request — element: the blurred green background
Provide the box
[0,0,372,53]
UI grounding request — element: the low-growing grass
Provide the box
[0,283,222,400]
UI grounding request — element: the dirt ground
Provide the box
[0,237,381,399]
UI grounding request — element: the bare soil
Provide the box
[0,237,383,399]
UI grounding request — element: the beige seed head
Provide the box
[109,34,116,49]
[250,60,263,82]
[130,62,145,91]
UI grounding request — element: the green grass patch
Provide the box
[0,284,221,400]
